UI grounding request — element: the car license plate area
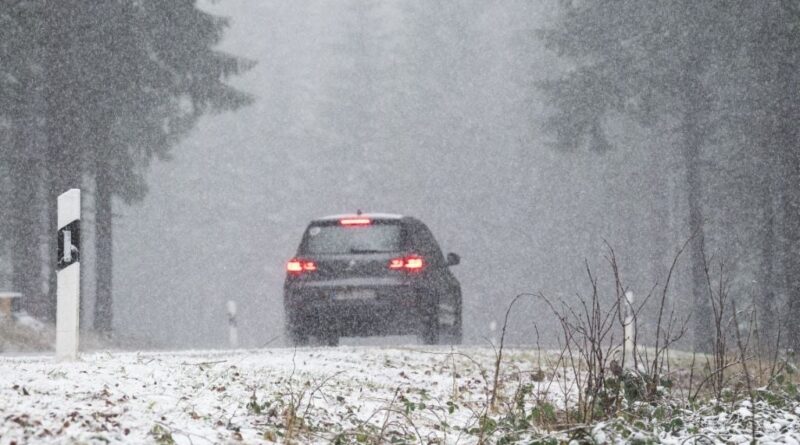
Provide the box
[334,289,376,301]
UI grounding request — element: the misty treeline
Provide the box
[0,1,251,333]
[0,0,798,354]
[539,0,800,352]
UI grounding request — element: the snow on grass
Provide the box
[0,346,540,444]
[0,346,798,444]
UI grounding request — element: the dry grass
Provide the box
[0,314,112,353]
[0,316,52,352]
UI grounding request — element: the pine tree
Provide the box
[1,1,47,316]
[537,0,746,351]
[87,1,254,334]
[746,0,800,351]
[33,0,252,329]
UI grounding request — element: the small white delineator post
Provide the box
[56,189,81,361]
[623,291,635,368]
[227,300,238,348]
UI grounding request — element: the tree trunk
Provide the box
[684,128,711,353]
[784,179,800,352]
[758,190,777,346]
[779,97,800,353]
[94,164,114,334]
[752,8,777,348]
[681,62,712,352]
[44,0,81,323]
[768,1,800,353]
[9,72,45,316]
[9,156,41,315]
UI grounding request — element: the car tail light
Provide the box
[287,259,317,274]
[405,257,424,270]
[340,218,371,226]
[388,255,424,271]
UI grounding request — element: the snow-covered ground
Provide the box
[1,346,798,444]
[0,346,532,444]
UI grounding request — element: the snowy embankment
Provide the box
[1,347,799,444]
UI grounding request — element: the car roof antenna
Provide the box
[356,209,362,215]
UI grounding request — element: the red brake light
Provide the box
[287,259,316,274]
[388,255,424,271]
[287,260,302,272]
[340,218,371,226]
[405,257,424,270]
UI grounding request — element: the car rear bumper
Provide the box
[284,283,430,337]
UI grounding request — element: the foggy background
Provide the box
[110,0,688,348]
[3,0,792,351]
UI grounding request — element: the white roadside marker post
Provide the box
[227,300,238,348]
[624,291,635,369]
[56,189,81,361]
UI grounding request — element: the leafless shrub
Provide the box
[539,263,619,423]
[688,248,742,402]
[636,237,691,400]
[489,293,536,410]
[249,241,795,444]
[731,297,758,442]
[536,241,692,424]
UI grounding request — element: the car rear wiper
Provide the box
[349,248,388,254]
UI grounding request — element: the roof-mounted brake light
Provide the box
[340,218,371,226]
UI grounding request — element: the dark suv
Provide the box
[283,213,461,346]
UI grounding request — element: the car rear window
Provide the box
[302,222,402,254]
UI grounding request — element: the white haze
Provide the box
[103,0,734,349]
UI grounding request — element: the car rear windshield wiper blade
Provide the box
[349,248,388,254]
